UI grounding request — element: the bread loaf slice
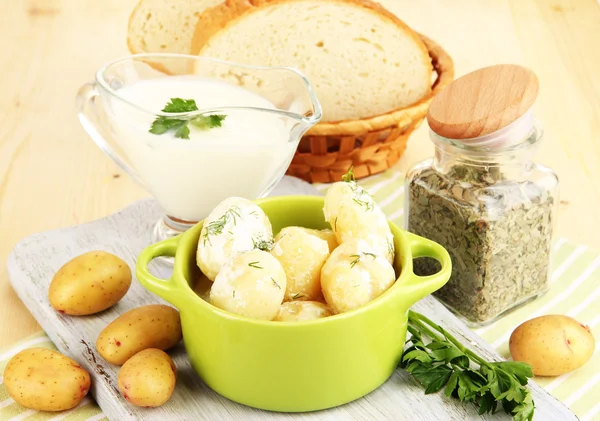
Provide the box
[191,0,433,122]
[127,0,224,73]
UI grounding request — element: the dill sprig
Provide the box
[202,206,241,245]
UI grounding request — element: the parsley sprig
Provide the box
[149,98,226,139]
[403,311,534,421]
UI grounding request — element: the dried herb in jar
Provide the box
[408,165,555,324]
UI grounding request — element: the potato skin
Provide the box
[96,304,182,365]
[509,315,596,376]
[49,250,132,315]
[274,301,333,322]
[118,349,176,407]
[4,348,90,411]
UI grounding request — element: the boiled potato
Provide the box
[509,315,596,376]
[271,227,330,301]
[197,197,273,281]
[4,348,90,411]
[323,181,395,264]
[96,304,182,365]
[48,250,132,315]
[321,239,396,314]
[305,228,339,253]
[274,301,333,321]
[210,249,286,320]
[118,349,176,407]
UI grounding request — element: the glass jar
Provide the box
[405,115,559,326]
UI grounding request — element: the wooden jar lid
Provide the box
[427,64,539,139]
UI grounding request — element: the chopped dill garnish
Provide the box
[248,261,263,269]
[233,290,236,298]
[202,206,241,245]
[341,166,356,183]
[271,277,281,289]
[350,252,377,268]
[252,236,274,252]
[291,292,304,300]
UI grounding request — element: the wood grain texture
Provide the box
[427,64,539,139]
[7,199,577,420]
[1,0,600,350]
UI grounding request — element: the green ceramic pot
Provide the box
[136,195,451,412]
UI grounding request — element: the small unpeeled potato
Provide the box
[49,250,132,315]
[197,197,273,281]
[118,348,176,407]
[274,301,333,322]
[321,239,396,314]
[509,315,596,376]
[96,304,182,365]
[4,348,90,411]
[323,181,395,264]
[210,249,286,320]
[271,226,330,301]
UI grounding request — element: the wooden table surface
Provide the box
[1,0,599,348]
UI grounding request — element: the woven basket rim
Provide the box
[307,34,455,137]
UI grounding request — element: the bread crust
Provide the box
[191,0,434,126]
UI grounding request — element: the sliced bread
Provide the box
[127,0,225,73]
[191,0,433,122]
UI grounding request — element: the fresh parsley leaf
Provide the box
[402,349,432,364]
[444,371,459,398]
[478,391,496,415]
[408,363,453,394]
[190,114,227,129]
[149,98,227,139]
[162,98,198,113]
[403,311,535,421]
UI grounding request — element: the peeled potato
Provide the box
[197,197,273,281]
[323,181,394,264]
[274,301,333,321]
[321,239,396,314]
[118,348,176,407]
[271,227,330,301]
[509,315,595,376]
[210,250,286,320]
[305,228,339,253]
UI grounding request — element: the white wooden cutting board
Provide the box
[7,177,577,421]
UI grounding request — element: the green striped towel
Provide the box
[1,169,598,420]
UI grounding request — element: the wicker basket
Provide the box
[286,35,455,183]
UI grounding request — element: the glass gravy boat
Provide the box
[76,54,322,242]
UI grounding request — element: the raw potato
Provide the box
[197,197,273,281]
[118,349,176,407]
[210,249,286,320]
[323,180,395,264]
[271,227,330,301]
[321,239,396,314]
[96,304,182,365]
[49,250,132,315]
[509,315,596,376]
[4,348,90,411]
[274,301,333,322]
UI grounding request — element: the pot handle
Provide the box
[136,236,187,306]
[399,232,452,307]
